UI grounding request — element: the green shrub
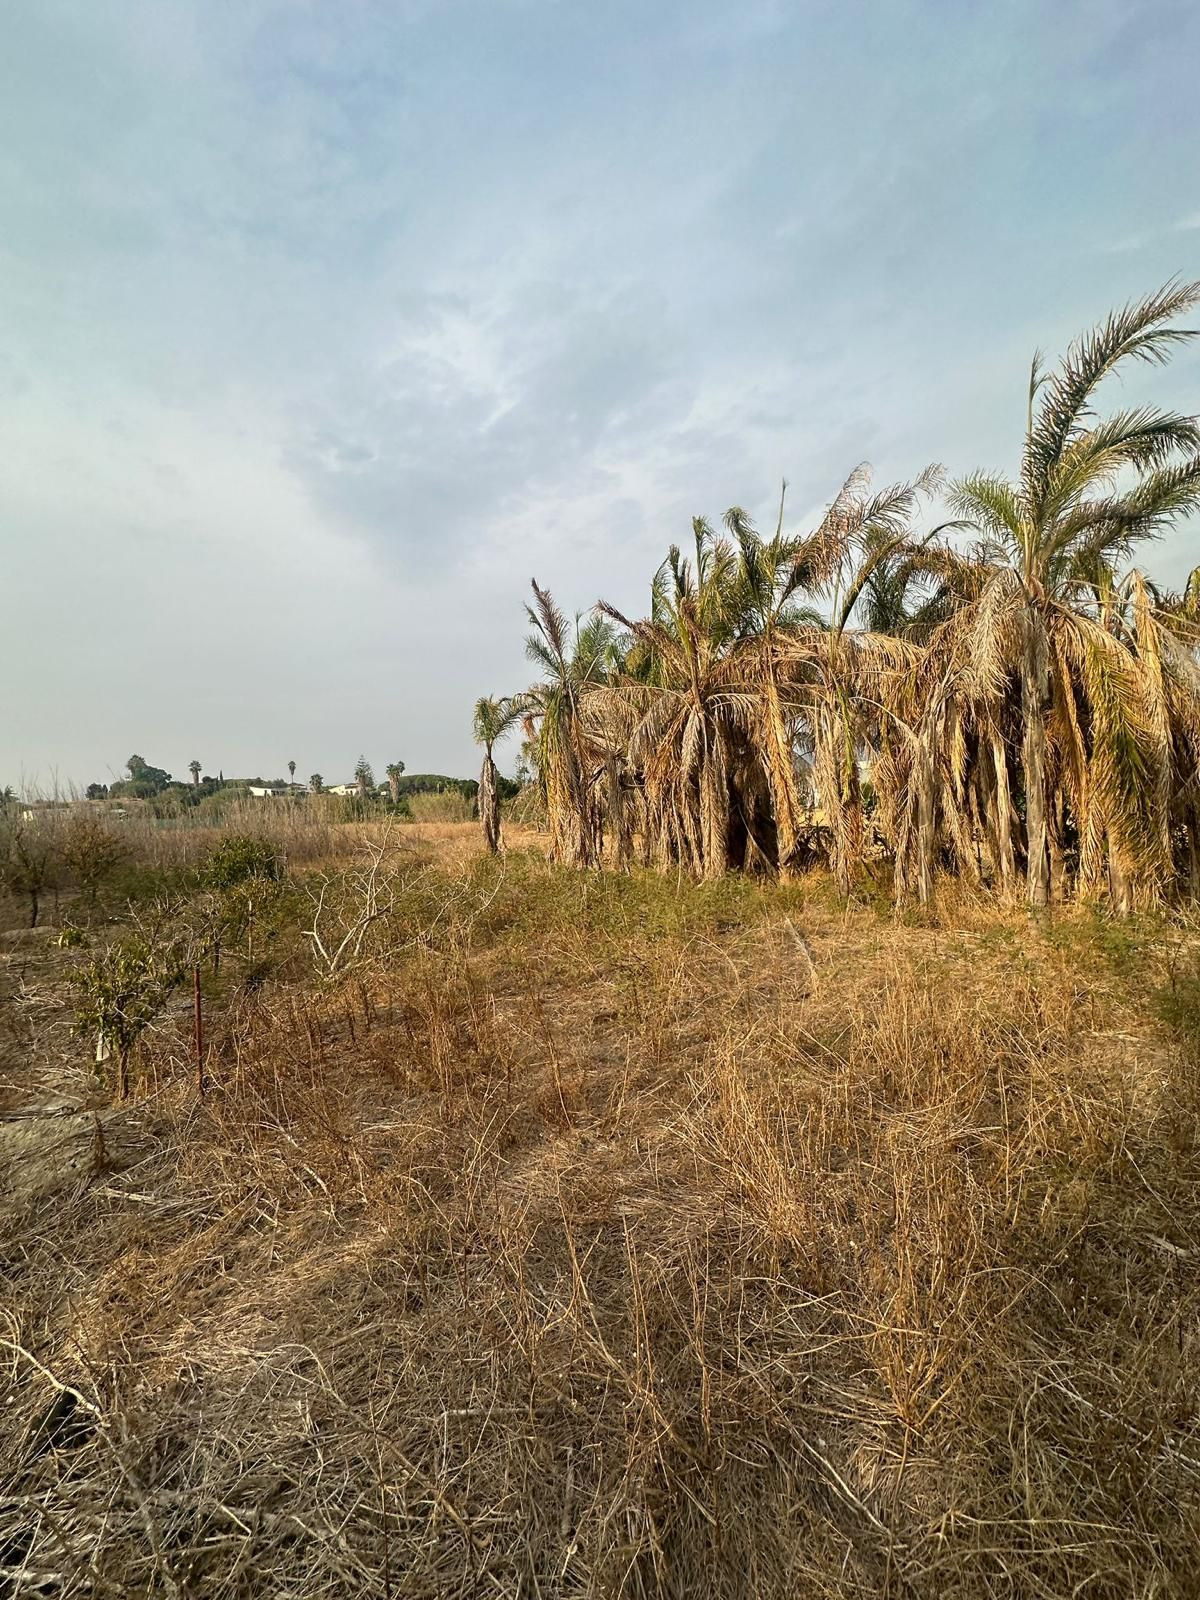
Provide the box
[75,929,190,1098]
[202,834,281,889]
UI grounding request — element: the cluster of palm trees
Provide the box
[477,283,1200,908]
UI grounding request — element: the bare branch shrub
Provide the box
[0,813,63,927]
[59,812,128,906]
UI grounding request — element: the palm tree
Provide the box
[288,760,296,787]
[473,699,522,853]
[309,773,324,793]
[600,521,753,877]
[751,466,942,895]
[742,468,944,880]
[188,760,201,788]
[721,487,823,875]
[950,279,1200,905]
[524,582,618,866]
[385,761,406,806]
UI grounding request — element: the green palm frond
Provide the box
[572,612,621,684]
[1023,278,1200,506]
[524,634,563,680]
[1102,456,1200,542]
[473,695,523,749]
[1048,409,1200,509]
[949,474,1024,550]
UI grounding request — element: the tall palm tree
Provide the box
[950,279,1200,904]
[288,760,296,787]
[385,761,406,806]
[188,760,201,788]
[723,486,825,875]
[775,466,943,894]
[473,697,522,853]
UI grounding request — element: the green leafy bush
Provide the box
[75,929,190,1098]
[202,835,281,889]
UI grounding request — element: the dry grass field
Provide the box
[3,819,1200,1598]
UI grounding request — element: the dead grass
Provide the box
[1,838,1199,1597]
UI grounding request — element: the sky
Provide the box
[2,0,1199,789]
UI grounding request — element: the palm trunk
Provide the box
[1107,836,1132,916]
[991,732,1016,894]
[1048,788,1066,898]
[607,755,631,870]
[479,749,500,854]
[571,722,596,869]
[635,788,653,867]
[699,727,731,880]
[762,640,801,877]
[912,733,936,905]
[1020,616,1050,908]
[814,701,862,899]
[544,720,590,867]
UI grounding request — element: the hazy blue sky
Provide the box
[3,0,1199,787]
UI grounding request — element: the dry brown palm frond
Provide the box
[1159,629,1200,764]
[940,570,1024,704]
[1130,573,1175,869]
[1054,612,1173,900]
[792,462,876,595]
[1048,646,1099,890]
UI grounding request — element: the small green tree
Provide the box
[75,929,189,1100]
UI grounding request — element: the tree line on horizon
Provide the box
[479,280,1200,910]
[39,755,498,816]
